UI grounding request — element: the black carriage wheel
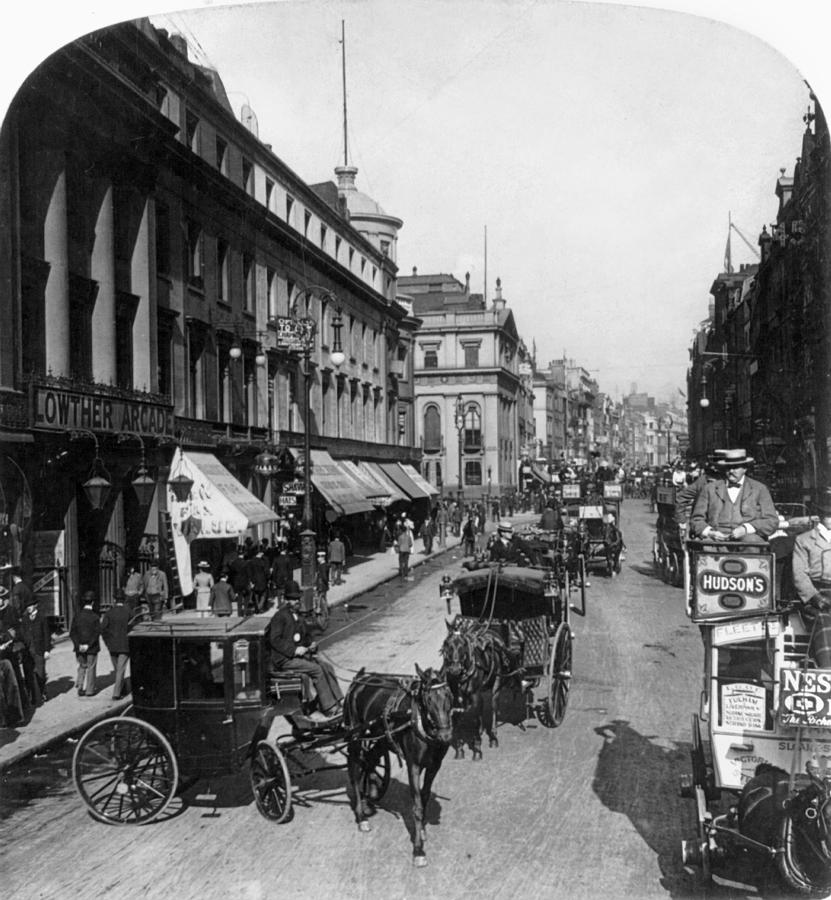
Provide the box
[359,742,391,803]
[776,805,831,896]
[544,624,572,728]
[250,741,293,823]
[72,716,178,825]
[314,596,330,631]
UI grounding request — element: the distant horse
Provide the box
[440,619,516,760]
[344,665,453,867]
[738,762,831,895]
[602,521,625,577]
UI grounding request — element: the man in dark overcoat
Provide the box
[268,581,342,722]
[70,591,101,697]
[101,588,132,700]
[19,596,52,706]
[246,549,270,614]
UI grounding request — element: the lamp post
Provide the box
[454,394,465,505]
[275,286,344,604]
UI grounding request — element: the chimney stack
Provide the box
[169,33,188,58]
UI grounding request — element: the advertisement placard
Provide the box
[779,668,831,728]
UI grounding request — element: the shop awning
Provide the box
[401,464,439,498]
[361,463,407,505]
[378,462,432,501]
[300,449,374,516]
[340,460,391,507]
[169,450,277,535]
[530,463,552,484]
[167,450,278,595]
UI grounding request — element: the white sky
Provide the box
[2,1,828,402]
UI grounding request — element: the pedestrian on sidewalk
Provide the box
[123,564,144,617]
[142,560,169,621]
[0,601,25,726]
[397,521,414,579]
[246,548,270,614]
[420,516,434,554]
[210,571,236,617]
[270,542,295,607]
[19,596,51,707]
[328,533,345,585]
[70,591,100,697]
[101,589,132,700]
[436,502,448,548]
[193,561,214,613]
[462,516,477,557]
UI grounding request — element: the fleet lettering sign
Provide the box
[34,388,174,437]
[780,668,831,728]
[692,552,774,622]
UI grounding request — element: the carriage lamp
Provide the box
[118,431,156,508]
[440,574,454,615]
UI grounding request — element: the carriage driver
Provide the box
[791,487,831,667]
[689,448,779,544]
[268,580,343,722]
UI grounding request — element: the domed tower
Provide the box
[335,165,403,263]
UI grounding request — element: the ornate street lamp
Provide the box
[71,429,112,511]
[167,447,194,502]
[118,431,156,508]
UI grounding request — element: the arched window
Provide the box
[464,404,482,452]
[423,405,442,453]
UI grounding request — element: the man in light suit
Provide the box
[689,448,778,544]
[792,487,831,667]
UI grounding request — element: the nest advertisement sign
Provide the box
[780,669,831,728]
[692,553,773,621]
[33,386,174,437]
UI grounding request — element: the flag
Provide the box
[723,229,733,274]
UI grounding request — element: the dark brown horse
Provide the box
[440,619,514,760]
[602,520,624,577]
[344,665,453,866]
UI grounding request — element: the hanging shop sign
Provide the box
[33,387,174,437]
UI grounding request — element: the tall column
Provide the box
[132,197,156,392]
[43,162,70,376]
[91,181,116,383]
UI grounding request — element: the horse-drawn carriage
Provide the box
[679,537,831,895]
[441,563,578,756]
[71,615,454,864]
[653,480,684,586]
[559,480,624,578]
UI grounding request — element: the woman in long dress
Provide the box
[193,561,214,612]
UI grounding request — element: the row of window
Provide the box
[423,345,480,368]
[165,92,383,291]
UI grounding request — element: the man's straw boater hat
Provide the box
[714,448,754,468]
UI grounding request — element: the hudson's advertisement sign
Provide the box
[33,387,174,437]
[692,552,774,622]
[779,668,831,728]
